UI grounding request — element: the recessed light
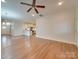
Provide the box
[2,22,6,25]
[1,0,6,3]
[6,22,11,25]
[58,2,63,5]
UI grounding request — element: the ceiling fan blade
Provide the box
[27,8,32,12]
[20,2,32,6]
[36,5,45,8]
[32,0,36,6]
[34,8,39,14]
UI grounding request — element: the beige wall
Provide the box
[36,10,77,45]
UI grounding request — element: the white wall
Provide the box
[1,26,10,35]
[36,10,77,45]
[12,21,24,36]
[1,22,12,35]
[11,21,36,36]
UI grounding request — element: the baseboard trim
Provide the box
[36,35,77,46]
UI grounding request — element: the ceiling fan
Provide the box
[20,0,45,14]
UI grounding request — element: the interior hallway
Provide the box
[1,35,77,59]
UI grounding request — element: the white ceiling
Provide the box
[1,0,77,23]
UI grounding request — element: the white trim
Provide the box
[36,35,77,46]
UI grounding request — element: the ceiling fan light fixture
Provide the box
[20,0,45,14]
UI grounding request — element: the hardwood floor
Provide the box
[1,35,77,59]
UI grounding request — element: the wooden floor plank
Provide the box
[1,35,77,59]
